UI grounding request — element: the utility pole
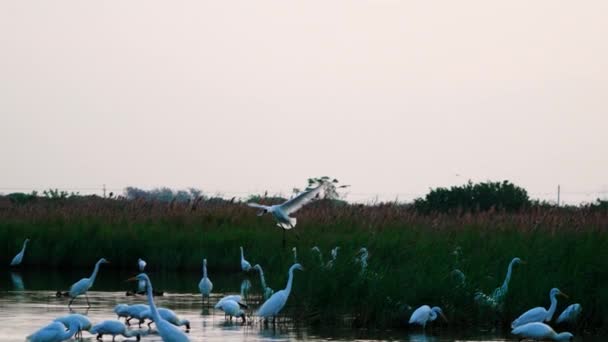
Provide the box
[103,184,106,198]
[557,184,560,206]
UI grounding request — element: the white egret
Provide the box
[141,308,191,331]
[199,258,213,303]
[129,273,190,342]
[326,247,340,268]
[216,299,247,323]
[556,303,582,325]
[253,264,274,300]
[356,247,369,273]
[68,257,109,307]
[474,257,524,310]
[114,304,130,321]
[511,288,568,328]
[54,313,91,339]
[10,238,29,266]
[26,320,80,342]
[124,304,150,327]
[247,182,326,230]
[511,322,574,341]
[292,247,298,263]
[240,246,252,272]
[256,263,304,322]
[409,305,447,330]
[311,246,324,266]
[90,320,144,341]
[240,279,252,299]
[137,258,147,292]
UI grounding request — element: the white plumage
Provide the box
[511,288,567,328]
[141,308,190,330]
[240,246,252,272]
[90,320,144,341]
[137,258,147,292]
[53,314,91,339]
[68,257,109,307]
[27,320,80,342]
[253,264,274,300]
[256,263,304,319]
[409,305,447,329]
[556,303,582,325]
[216,299,246,322]
[10,238,29,266]
[199,258,213,299]
[511,322,574,341]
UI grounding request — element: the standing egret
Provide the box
[474,257,524,310]
[256,263,304,323]
[253,264,274,300]
[240,247,252,272]
[128,273,190,342]
[247,182,327,245]
[124,304,150,327]
[326,247,340,268]
[511,288,568,328]
[511,322,574,341]
[68,258,109,307]
[199,258,213,304]
[54,313,91,339]
[137,258,147,293]
[90,320,144,341]
[240,279,252,300]
[10,238,29,267]
[292,247,298,263]
[215,299,247,323]
[409,305,447,330]
[26,320,80,342]
[311,246,324,266]
[141,308,191,331]
[556,304,582,325]
[356,247,369,273]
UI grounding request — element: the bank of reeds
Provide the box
[0,196,607,332]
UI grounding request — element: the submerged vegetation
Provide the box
[0,184,607,333]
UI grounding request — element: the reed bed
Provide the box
[0,197,607,332]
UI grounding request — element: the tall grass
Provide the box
[0,196,607,332]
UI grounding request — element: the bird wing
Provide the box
[256,291,287,317]
[69,278,90,296]
[511,307,547,328]
[280,183,326,215]
[247,203,269,210]
[409,305,429,324]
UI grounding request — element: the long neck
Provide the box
[145,278,162,322]
[21,241,28,254]
[89,261,102,284]
[501,260,515,291]
[293,249,297,262]
[240,248,244,261]
[547,292,559,321]
[284,268,295,296]
[203,262,208,278]
[258,267,267,288]
[429,310,438,321]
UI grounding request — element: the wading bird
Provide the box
[141,308,190,331]
[199,258,213,304]
[90,320,143,341]
[68,258,109,307]
[124,304,150,327]
[292,247,298,263]
[311,246,324,266]
[253,264,274,300]
[27,320,80,342]
[54,314,92,339]
[356,247,369,273]
[409,305,447,330]
[247,182,327,245]
[240,247,252,272]
[511,322,574,341]
[128,273,190,342]
[511,288,568,328]
[216,299,247,323]
[10,238,29,267]
[326,247,340,268]
[556,303,582,325]
[474,257,524,310]
[256,263,304,323]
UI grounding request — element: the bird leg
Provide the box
[85,294,91,307]
[96,333,103,341]
[68,297,75,308]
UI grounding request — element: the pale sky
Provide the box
[1,1,607,204]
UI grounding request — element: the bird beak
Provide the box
[126,276,137,282]
[559,291,569,299]
[440,312,448,322]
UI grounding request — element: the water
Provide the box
[0,270,600,341]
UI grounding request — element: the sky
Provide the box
[1,1,607,204]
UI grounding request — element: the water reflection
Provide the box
[10,272,24,291]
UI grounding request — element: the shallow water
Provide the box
[0,270,600,341]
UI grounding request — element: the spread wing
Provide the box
[280,183,326,215]
[247,203,270,210]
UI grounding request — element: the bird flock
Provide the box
[9,182,585,342]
